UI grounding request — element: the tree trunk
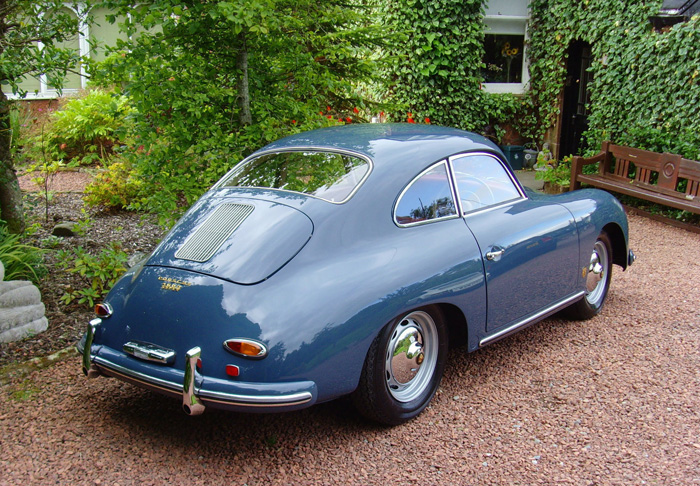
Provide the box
[0,91,24,233]
[237,33,252,126]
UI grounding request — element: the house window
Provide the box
[482,0,529,94]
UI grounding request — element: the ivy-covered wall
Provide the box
[384,0,700,159]
[528,0,700,159]
[380,0,524,136]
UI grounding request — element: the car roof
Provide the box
[254,123,503,172]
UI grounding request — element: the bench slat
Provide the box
[577,174,700,212]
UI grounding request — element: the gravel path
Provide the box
[1,213,699,485]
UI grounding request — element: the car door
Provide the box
[450,153,579,332]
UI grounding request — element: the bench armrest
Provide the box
[570,152,606,190]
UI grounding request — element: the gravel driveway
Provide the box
[1,213,699,485]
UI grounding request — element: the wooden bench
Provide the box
[569,141,700,214]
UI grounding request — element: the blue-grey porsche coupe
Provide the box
[79,123,634,425]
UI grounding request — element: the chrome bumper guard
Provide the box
[82,318,102,378]
[183,347,205,415]
[628,249,636,267]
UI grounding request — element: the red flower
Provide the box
[319,111,323,116]
[292,120,297,125]
[353,107,359,114]
[327,106,331,112]
[424,117,431,124]
[345,117,352,123]
[407,118,415,124]
[327,115,332,119]
[407,112,413,118]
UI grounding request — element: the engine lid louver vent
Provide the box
[175,203,254,262]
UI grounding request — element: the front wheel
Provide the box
[567,231,613,320]
[352,306,448,425]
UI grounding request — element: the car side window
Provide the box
[395,162,457,226]
[451,154,522,213]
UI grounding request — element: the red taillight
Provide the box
[223,339,267,359]
[94,303,113,318]
[225,365,240,377]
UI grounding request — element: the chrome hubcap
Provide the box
[385,311,438,402]
[585,240,608,305]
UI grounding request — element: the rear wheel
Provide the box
[567,231,613,320]
[352,306,448,425]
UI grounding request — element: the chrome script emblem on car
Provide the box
[158,276,193,292]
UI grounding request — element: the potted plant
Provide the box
[535,154,572,194]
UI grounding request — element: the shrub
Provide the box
[28,89,134,167]
[84,156,143,209]
[57,242,128,308]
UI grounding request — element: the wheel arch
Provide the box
[602,222,629,270]
[435,303,469,348]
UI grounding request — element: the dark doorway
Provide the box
[559,40,593,158]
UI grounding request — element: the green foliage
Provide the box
[83,156,143,210]
[535,155,573,187]
[0,0,81,97]
[87,0,385,224]
[26,89,134,167]
[57,242,128,308]
[0,222,46,283]
[380,0,535,139]
[526,0,700,156]
[380,0,489,129]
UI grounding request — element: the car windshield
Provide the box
[219,151,370,203]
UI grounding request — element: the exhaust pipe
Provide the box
[183,347,206,416]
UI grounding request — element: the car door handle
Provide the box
[485,248,505,261]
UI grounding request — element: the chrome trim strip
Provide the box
[92,356,313,407]
[462,197,527,219]
[212,147,374,205]
[94,356,181,390]
[479,291,585,347]
[394,160,461,228]
[198,389,313,407]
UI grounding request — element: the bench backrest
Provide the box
[602,142,699,198]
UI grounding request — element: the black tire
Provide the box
[566,231,613,320]
[352,306,449,425]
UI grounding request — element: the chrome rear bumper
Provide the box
[79,325,315,414]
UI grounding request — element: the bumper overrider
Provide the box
[78,319,317,415]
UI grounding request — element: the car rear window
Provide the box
[219,151,371,203]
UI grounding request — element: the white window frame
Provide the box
[482,14,530,95]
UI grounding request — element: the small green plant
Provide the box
[535,155,573,187]
[57,242,128,308]
[0,223,46,283]
[73,208,94,237]
[39,235,63,249]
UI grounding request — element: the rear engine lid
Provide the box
[147,197,313,284]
